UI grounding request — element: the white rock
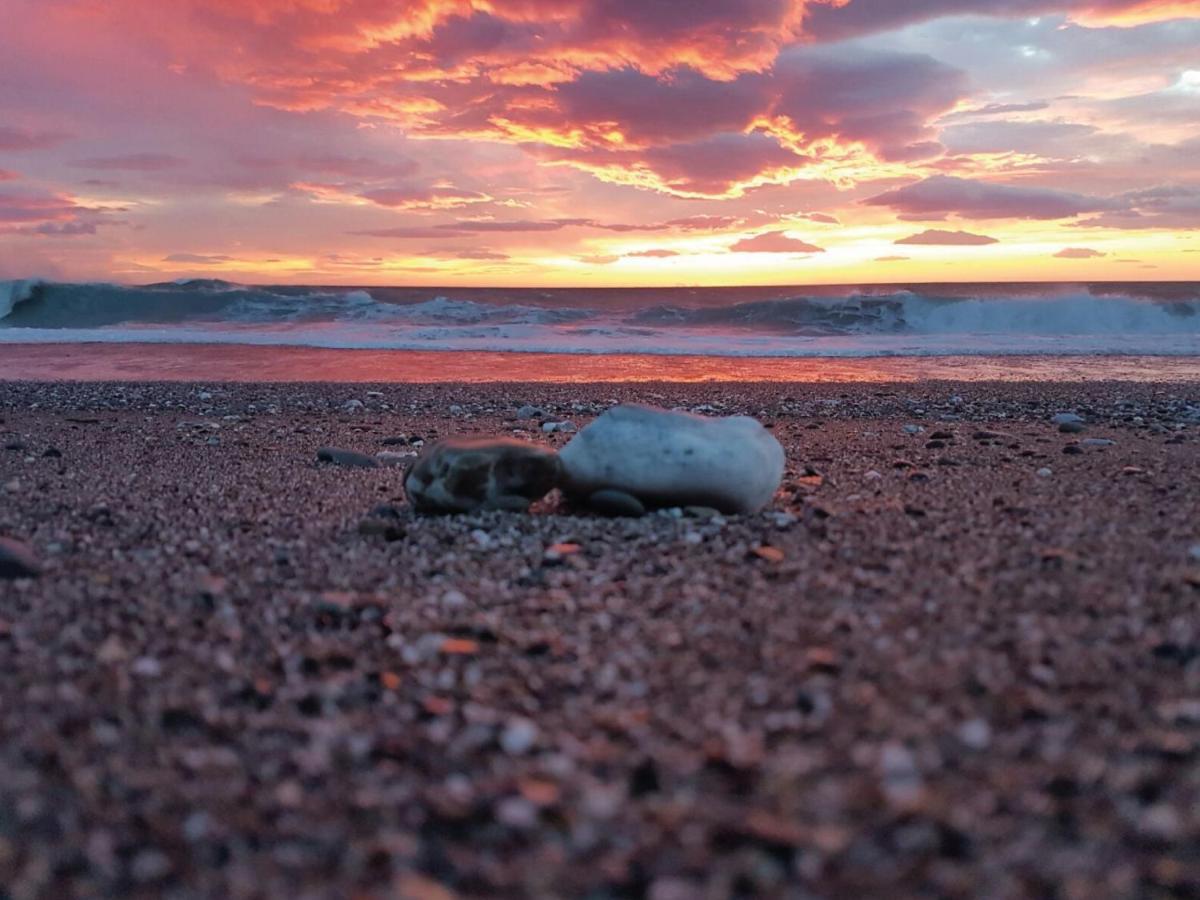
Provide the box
[559,404,784,515]
[1036,467,1053,478]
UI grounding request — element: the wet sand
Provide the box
[1,379,1199,898]
[3,342,1200,382]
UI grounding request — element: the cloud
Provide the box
[730,231,825,253]
[454,249,509,261]
[798,212,840,224]
[895,229,1000,245]
[27,221,100,236]
[0,189,89,225]
[360,185,492,210]
[73,153,187,171]
[937,101,1051,123]
[0,169,17,182]
[1054,247,1106,258]
[625,248,680,258]
[1076,184,1200,229]
[162,253,235,264]
[866,175,1116,220]
[439,217,594,233]
[875,255,911,261]
[799,0,1197,42]
[0,126,71,151]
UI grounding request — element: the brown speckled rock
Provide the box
[404,437,562,513]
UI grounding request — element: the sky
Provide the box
[0,0,1197,286]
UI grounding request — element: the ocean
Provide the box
[3,279,1198,358]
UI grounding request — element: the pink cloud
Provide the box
[730,231,824,253]
[625,248,680,258]
[0,169,17,182]
[360,185,492,210]
[895,229,1000,245]
[1054,247,1106,258]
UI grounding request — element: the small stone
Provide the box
[405,438,561,514]
[1051,413,1084,426]
[1036,467,1053,478]
[3,441,26,452]
[1063,444,1084,455]
[42,447,62,458]
[448,404,465,415]
[376,450,416,466]
[197,391,213,401]
[342,399,364,412]
[586,489,646,518]
[684,505,721,520]
[864,470,883,481]
[495,796,539,829]
[542,420,577,434]
[1058,421,1086,434]
[0,537,40,579]
[1080,438,1115,447]
[1189,545,1200,562]
[516,405,546,420]
[500,718,539,755]
[957,719,992,749]
[317,447,379,468]
[381,435,409,446]
[903,424,924,435]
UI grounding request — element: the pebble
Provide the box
[0,537,40,579]
[405,438,562,514]
[957,719,992,750]
[903,424,924,435]
[585,488,646,518]
[542,421,577,434]
[1058,421,1086,434]
[376,450,416,466]
[1052,413,1084,425]
[316,447,379,468]
[1036,467,1053,477]
[500,718,539,755]
[516,405,546,420]
[1190,545,1200,562]
[1080,438,1116,447]
[342,399,364,412]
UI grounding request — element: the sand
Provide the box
[1,379,1198,898]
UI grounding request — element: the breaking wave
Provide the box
[1,278,1197,357]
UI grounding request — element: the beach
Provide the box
[2,377,1198,898]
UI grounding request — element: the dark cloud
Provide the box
[866,175,1116,220]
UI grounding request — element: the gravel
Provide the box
[0,378,1198,898]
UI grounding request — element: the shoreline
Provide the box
[1,379,1198,896]
[3,342,1200,383]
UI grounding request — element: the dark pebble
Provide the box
[1059,421,1086,434]
[381,436,409,446]
[316,447,379,468]
[0,537,41,579]
[1063,444,1084,455]
[587,489,646,518]
[4,441,26,451]
[42,447,62,458]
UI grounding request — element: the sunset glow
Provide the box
[1,0,1197,285]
